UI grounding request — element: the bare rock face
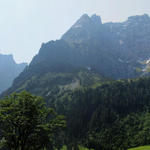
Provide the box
[62,14,102,43]
[2,14,150,97]
[0,54,27,93]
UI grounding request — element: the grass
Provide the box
[79,146,90,150]
[61,145,150,150]
[60,145,90,150]
[128,145,150,150]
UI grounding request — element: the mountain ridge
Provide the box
[1,13,150,150]
[0,53,27,94]
[2,13,150,97]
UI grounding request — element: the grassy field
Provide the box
[128,145,150,150]
[61,145,150,150]
[61,146,90,150]
[60,145,150,150]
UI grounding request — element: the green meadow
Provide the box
[128,145,150,150]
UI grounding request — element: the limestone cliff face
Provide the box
[0,54,27,93]
[2,14,150,97]
[62,14,102,43]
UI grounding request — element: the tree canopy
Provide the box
[0,91,66,150]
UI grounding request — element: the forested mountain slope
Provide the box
[53,77,150,150]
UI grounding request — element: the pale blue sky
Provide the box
[0,0,150,63]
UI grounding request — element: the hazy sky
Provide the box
[0,0,150,63]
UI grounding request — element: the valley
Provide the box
[1,13,150,150]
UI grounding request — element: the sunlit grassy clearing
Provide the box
[128,145,150,150]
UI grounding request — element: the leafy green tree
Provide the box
[0,91,66,150]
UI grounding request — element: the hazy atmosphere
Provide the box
[1,1,150,149]
[0,0,150,63]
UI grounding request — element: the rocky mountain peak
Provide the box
[127,14,150,24]
[91,14,102,25]
[0,53,27,94]
[79,13,90,20]
[62,14,102,43]
[71,14,91,28]
[71,14,102,29]
[0,54,15,65]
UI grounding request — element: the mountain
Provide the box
[2,62,107,98]
[62,14,102,43]
[62,14,150,78]
[1,14,150,150]
[2,14,150,97]
[0,54,27,93]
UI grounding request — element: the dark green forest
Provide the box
[50,77,150,150]
[1,77,150,150]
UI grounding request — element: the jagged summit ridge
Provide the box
[91,14,102,25]
[71,14,102,29]
[2,13,150,97]
[127,14,150,22]
[62,14,102,43]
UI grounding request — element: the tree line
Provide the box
[1,77,150,149]
[52,77,150,150]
